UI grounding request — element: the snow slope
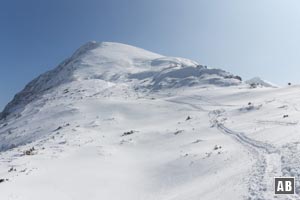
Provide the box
[0,42,299,200]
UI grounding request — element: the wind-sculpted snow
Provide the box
[132,66,241,90]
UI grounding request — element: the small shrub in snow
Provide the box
[24,147,35,156]
[174,130,184,135]
[8,167,16,172]
[63,89,69,94]
[186,116,192,121]
[214,145,222,150]
[0,179,8,184]
[122,130,135,136]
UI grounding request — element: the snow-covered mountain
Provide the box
[246,77,277,88]
[0,42,241,121]
[0,42,299,200]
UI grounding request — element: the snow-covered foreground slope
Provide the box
[0,42,299,200]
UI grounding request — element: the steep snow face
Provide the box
[0,41,241,120]
[245,77,277,88]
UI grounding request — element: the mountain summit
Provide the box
[1,42,241,120]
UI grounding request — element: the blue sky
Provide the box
[1,0,300,110]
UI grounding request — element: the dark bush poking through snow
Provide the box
[186,116,192,121]
[24,147,35,156]
[122,130,135,136]
[174,130,184,135]
[0,179,8,184]
[214,145,222,150]
[8,167,16,172]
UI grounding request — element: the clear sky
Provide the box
[1,0,300,110]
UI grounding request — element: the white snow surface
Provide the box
[0,42,298,200]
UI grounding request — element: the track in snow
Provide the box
[209,109,300,200]
[164,95,300,199]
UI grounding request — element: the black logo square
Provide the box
[274,177,295,194]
